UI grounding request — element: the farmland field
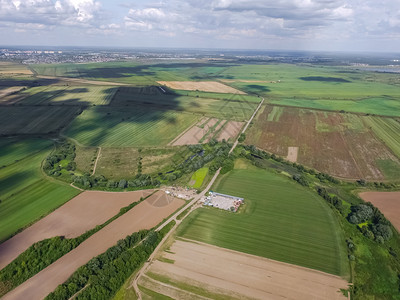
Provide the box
[111,87,259,121]
[246,105,400,180]
[3,191,184,300]
[64,106,199,147]
[0,106,82,135]
[157,81,245,94]
[177,163,348,276]
[362,116,400,158]
[18,86,117,106]
[0,138,79,242]
[141,240,348,300]
[189,167,208,189]
[0,190,146,270]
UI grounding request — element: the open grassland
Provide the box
[112,86,258,121]
[0,190,146,270]
[362,116,400,158]
[2,192,184,300]
[95,146,190,179]
[189,167,208,189]
[64,106,199,147]
[177,165,348,276]
[142,240,348,300]
[0,139,79,242]
[18,85,117,106]
[74,145,98,174]
[0,106,81,135]
[246,105,400,180]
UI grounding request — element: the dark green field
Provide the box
[177,162,348,276]
[0,138,79,241]
[64,106,199,147]
[0,106,81,135]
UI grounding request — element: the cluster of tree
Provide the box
[72,173,160,190]
[346,238,356,261]
[357,179,397,190]
[292,174,309,187]
[0,196,147,296]
[238,133,246,143]
[43,141,76,176]
[316,187,345,214]
[0,237,81,297]
[348,203,393,243]
[46,222,175,300]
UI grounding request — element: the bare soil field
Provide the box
[359,191,400,231]
[216,120,244,141]
[3,191,184,300]
[157,81,245,94]
[171,118,243,145]
[0,63,32,75]
[0,190,147,270]
[246,106,400,180]
[287,146,299,162]
[171,118,218,145]
[143,239,348,300]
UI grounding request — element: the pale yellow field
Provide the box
[157,81,246,94]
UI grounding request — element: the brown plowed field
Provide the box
[3,191,184,300]
[157,81,245,94]
[0,190,147,270]
[286,146,299,162]
[246,106,400,180]
[359,191,400,231]
[145,239,348,300]
[216,121,244,141]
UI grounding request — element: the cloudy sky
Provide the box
[0,0,399,52]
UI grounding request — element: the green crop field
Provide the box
[0,106,81,135]
[19,86,117,106]
[189,167,208,189]
[0,138,79,241]
[177,163,348,276]
[363,116,400,158]
[0,138,52,167]
[111,87,258,121]
[64,106,199,147]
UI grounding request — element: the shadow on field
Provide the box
[0,78,60,88]
[64,62,239,81]
[17,87,117,106]
[299,76,351,83]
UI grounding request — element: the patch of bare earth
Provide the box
[246,106,399,180]
[157,81,245,94]
[359,191,400,231]
[216,121,244,142]
[0,190,147,270]
[2,191,185,300]
[171,118,218,145]
[286,146,299,162]
[0,87,28,104]
[145,239,348,300]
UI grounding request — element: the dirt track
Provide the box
[146,239,348,300]
[2,191,184,300]
[157,81,245,94]
[0,190,147,270]
[359,191,400,231]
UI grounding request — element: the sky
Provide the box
[0,0,399,52]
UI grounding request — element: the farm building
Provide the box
[202,191,244,212]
